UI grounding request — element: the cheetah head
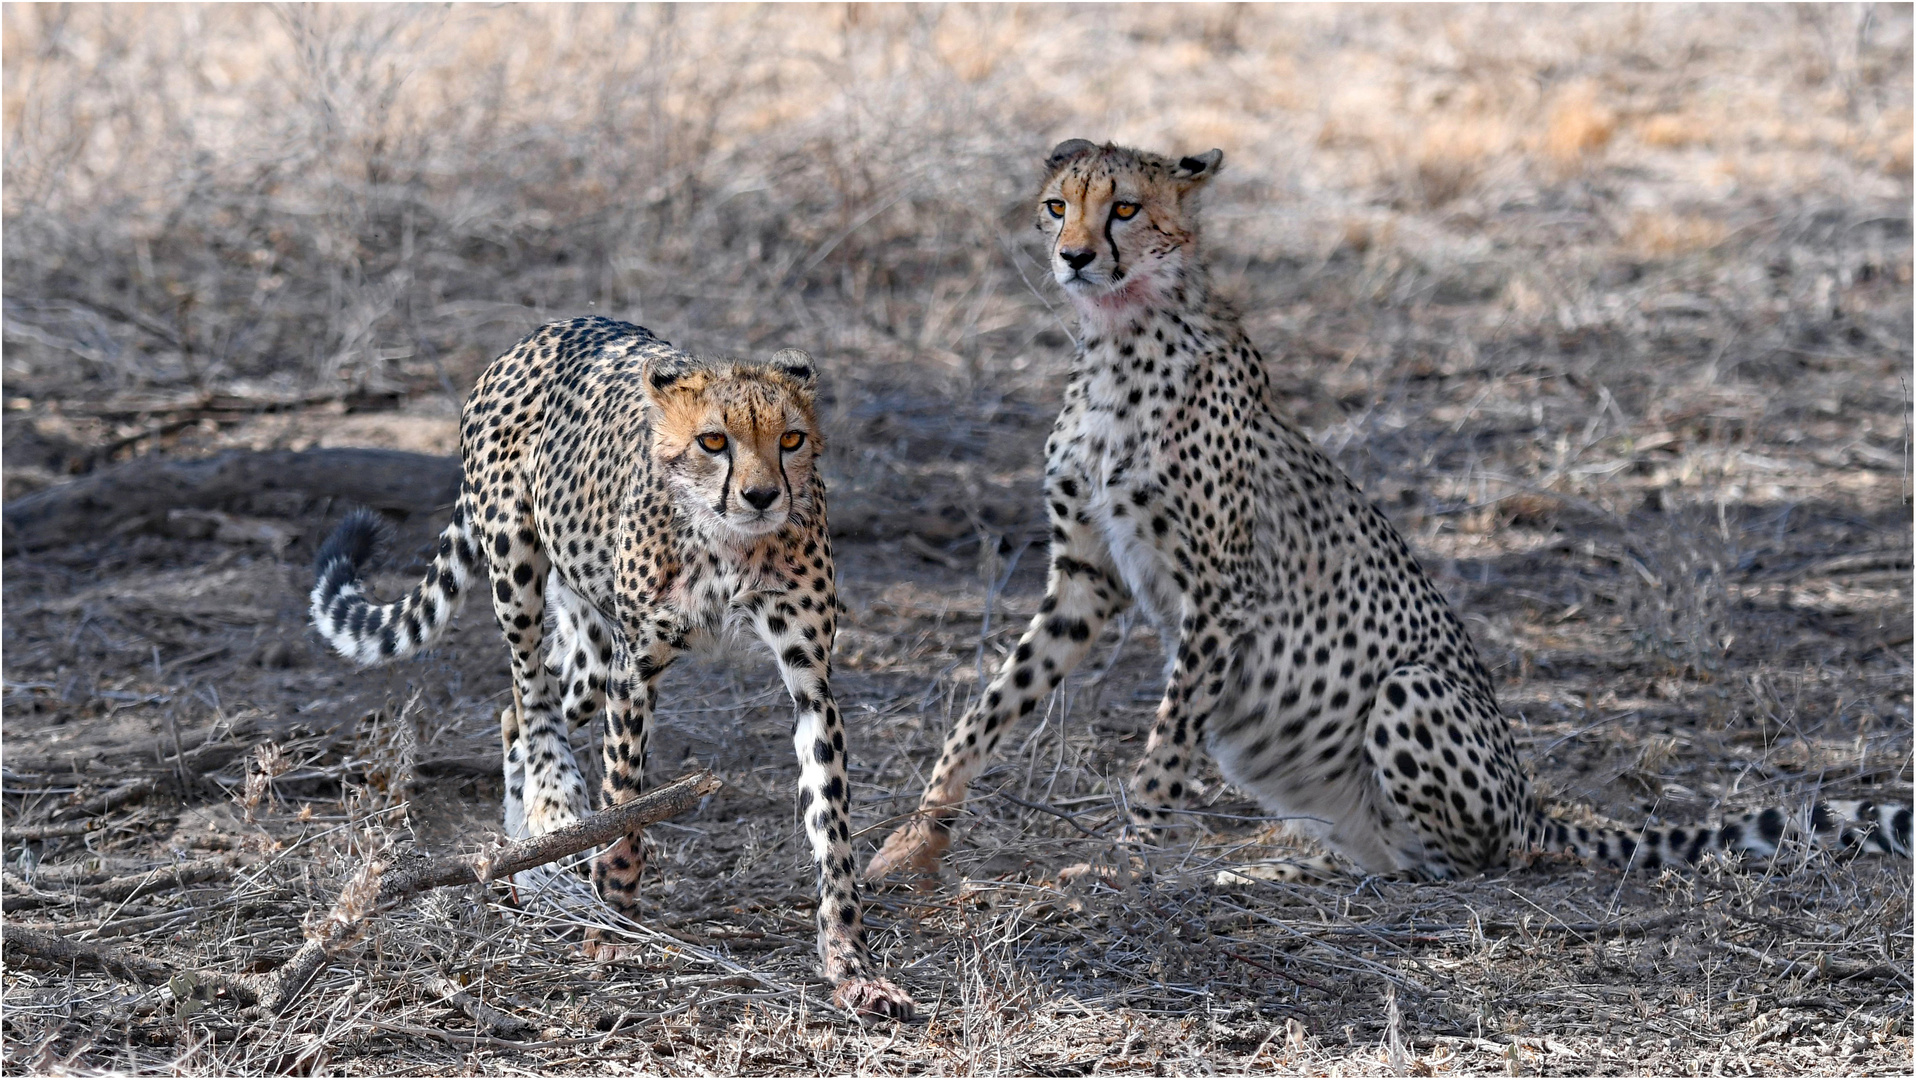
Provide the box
[1035,140,1222,318]
[642,349,823,540]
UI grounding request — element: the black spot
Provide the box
[1386,683,1407,708]
[1756,807,1785,845]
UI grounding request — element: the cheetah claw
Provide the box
[832,977,917,1023]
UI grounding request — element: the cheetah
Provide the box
[866,141,1910,886]
[311,316,914,1021]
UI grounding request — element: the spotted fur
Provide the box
[312,317,913,1021]
[866,142,1912,885]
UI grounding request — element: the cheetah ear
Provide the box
[644,354,695,396]
[1171,148,1224,186]
[767,348,817,388]
[1045,139,1099,171]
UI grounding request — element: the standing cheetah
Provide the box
[312,317,914,1020]
[867,141,1910,884]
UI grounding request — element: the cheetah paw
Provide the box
[832,977,917,1023]
[1057,860,1141,886]
[1214,854,1342,886]
[863,819,949,885]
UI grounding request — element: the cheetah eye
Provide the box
[779,431,806,452]
[697,433,728,453]
[1043,199,1066,219]
[1112,202,1141,220]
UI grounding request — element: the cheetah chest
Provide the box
[1072,415,1182,637]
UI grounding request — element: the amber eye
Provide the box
[1112,202,1140,220]
[697,433,728,453]
[1043,199,1066,219]
[779,431,806,451]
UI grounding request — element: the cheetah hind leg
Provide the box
[1355,664,1534,879]
[498,698,600,908]
[498,596,603,905]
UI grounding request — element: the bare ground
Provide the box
[3,4,1912,1075]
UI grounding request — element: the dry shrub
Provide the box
[1624,210,1731,260]
[1621,503,1739,695]
[1406,117,1509,208]
[1639,112,1706,150]
[352,700,419,822]
[1538,81,1617,176]
[3,4,1907,411]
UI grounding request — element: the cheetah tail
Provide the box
[1534,798,1912,873]
[309,502,480,667]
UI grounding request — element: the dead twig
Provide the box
[2,924,263,1006]
[81,854,233,904]
[1712,938,1913,987]
[264,770,722,1015]
[2,819,96,841]
[424,973,538,1038]
[49,777,157,822]
[4,856,233,910]
[374,770,721,904]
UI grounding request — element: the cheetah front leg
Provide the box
[866,483,1129,882]
[589,624,677,915]
[752,586,915,1021]
[1126,634,1234,839]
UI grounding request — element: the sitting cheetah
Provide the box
[311,317,914,1020]
[867,141,1910,885]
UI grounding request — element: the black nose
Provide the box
[1060,248,1095,271]
[741,486,779,511]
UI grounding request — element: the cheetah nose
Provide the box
[740,486,780,511]
[1059,248,1095,271]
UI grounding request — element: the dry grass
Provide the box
[3,4,1912,1075]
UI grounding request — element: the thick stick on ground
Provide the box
[2,772,722,1016]
[372,770,721,903]
[266,770,722,1014]
[2,924,264,1006]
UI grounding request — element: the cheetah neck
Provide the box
[1068,261,1219,346]
[1069,265,1251,416]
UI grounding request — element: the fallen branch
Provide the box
[3,856,234,911]
[1,819,96,841]
[0,772,722,1017]
[3,447,462,554]
[51,777,158,822]
[2,925,263,1006]
[1712,938,1913,987]
[372,770,721,905]
[83,855,233,904]
[262,770,722,1014]
[424,973,537,1038]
